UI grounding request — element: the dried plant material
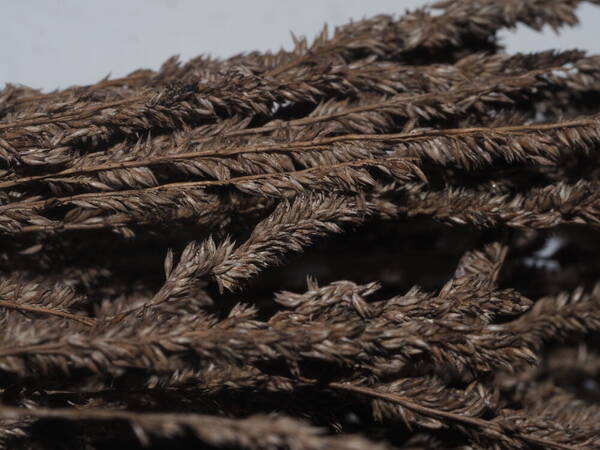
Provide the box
[1,2,600,449]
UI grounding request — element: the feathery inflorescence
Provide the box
[1,1,600,449]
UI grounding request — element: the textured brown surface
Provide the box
[1,1,600,449]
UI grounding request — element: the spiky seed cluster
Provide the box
[1,1,600,449]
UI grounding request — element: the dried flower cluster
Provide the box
[1,1,600,449]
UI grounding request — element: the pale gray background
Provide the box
[2,0,600,92]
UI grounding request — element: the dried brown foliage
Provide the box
[1,1,600,449]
